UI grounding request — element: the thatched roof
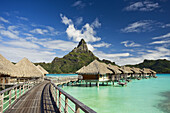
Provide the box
[121,66,133,74]
[131,67,142,74]
[149,69,156,74]
[76,60,112,75]
[141,68,152,74]
[107,64,122,74]
[15,58,44,78]
[0,54,19,77]
[36,65,49,75]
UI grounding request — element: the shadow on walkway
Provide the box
[41,83,60,113]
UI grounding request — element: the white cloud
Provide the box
[72,1,86,8]
[115,46,170,65]
[30,28,48,35]
[124,1,160,11]
[0,17,10,23]
[94,50,130,59]
[150,40,170,44]
[91,18,101,28]
[162,24,170,28]
[121,41,141,47]
[60,14,101,42]
[0,45,56,63]
[0,24,5,29]
[16,16,29,21]
[23,33,33,37]
[75,17,83,25]
[0,30,19,39]
[36,40,77,51]
[152,33,170,39]
[60,14,73,25]
[121,20,154,33]
[3,39,40,49]
[93,42,111,48]
[8,26,19,35]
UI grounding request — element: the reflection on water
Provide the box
[157,91,170,113]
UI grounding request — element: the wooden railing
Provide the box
[0,78,43,113]
[50,82,96,113]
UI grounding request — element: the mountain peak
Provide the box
[73,39,89,52]
[77,39,86,48]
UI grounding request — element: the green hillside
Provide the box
[126,59,170,73]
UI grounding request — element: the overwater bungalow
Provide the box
[140,68,151,78]
[107,64,123,81]
[120,66,134,79]
[36,65,49,76]
[149,69,157,78]
[76,60,113,86]
[0,54,19,83]
[15,58,44,81]
[130,67,142,79]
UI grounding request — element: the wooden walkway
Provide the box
[5,81,59,113]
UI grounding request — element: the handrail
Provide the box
[0,78,43,113]
[50,81,97,113]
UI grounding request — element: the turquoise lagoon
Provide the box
[58,74,170,113]
[46,74,78,77]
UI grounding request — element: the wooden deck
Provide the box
[4,80,59,113]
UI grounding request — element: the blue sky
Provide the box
[0,0,170,65]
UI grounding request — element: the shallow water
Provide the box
[61,74,170,113]
[46,74,78,77]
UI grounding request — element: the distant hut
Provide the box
[121,66,133,79]
[36,65,49,75]
[15,58,44,79]
[0,54,19,84]
[107,64,122,81]
[130,67,142,79]
[140,68,151,78]
[76,60,113,86]
[149,69,157,77]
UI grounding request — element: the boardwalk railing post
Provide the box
[75,104,80,113]
[19,85,21,97]
[9,90,11,106]
[65,97,68,113]
[56,89,58,106]
[23,84,25,94]
[59,91,61,112]
[15,87,17,100]
[0,93,4,113]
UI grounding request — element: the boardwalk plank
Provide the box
[5,80,59,113]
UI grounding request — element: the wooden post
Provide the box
[56,89,58,106]
[19,85,21,97]
[59,91,61,112]
[107,82,108,86]
[15,87,17,100]
[90,82,91,87]
[65,97,68,113]
[0,93,4,113]
[23,84,25,94]
[9,90,11,106]
[112,81,114,86]
[75,105,80,113]
[97,82,99,87]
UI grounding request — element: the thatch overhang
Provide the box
[149,69,156,74]
[120,66,133,74]
[107,64,122,74]
[0,54,19,77]
[131,67,142,74]
[76,60,112,75]
[141,68,152,74]
[36,65,49,75]
[15,58,44,78]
